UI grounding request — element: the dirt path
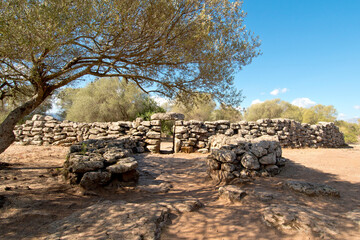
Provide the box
[1,145,360,239]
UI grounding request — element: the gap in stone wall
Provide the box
[160,120,175,154]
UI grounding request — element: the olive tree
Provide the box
[58,77,164,122]
[0,0,260,153]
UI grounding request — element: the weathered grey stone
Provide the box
[146,131,161,139]
[286,180,340,197]
[250,145,268,158]
[70,158,104,173]
[210,149,237,163]
[221,163,236,172]
[175,126,187,134]
[147,144,160,153]
[145,139,161,145]
[174,138,181,153]
[265,165,280,175]
[106,157,138,174]
[103,150,127,164]
[79,171,111,189]
[207,159,221,170]
[259,153,277,165]
[218,185,247,202]
[241,153,260,170]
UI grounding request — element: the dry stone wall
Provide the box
[174,118,345,152]
[14,114,346,152]
[207,135,286,184]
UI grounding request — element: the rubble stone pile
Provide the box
[14,113,346,153]
[63,137,141,189]
[207,135,286,183]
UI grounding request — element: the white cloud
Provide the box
[291,98,316,108]
[354,105,360,110]
[251,99,263,105]
[270,89,280,96]
[270,88,288,96]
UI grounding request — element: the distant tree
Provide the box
[302,104,337,124]
[136,97,166,121]
[171,93,216,121]
[211,103,243,122]
[335,120,360,144]
[245,99,284,121]
[280,101,303,122]
[59,77,163,122]
[245,99,337,124]
[0,0,260,153]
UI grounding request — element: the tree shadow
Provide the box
[1,152,360,239]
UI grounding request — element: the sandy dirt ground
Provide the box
[0,144,360,239]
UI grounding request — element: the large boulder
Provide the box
[79,171,112,189]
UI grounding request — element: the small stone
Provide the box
[197,148,209,154]
[218,185,247,202]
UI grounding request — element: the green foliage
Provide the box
[0,0,260,110]
[335,120,360,144]
[58,77,164,122]
[136,98,166,121]
[161,120,174,137]
[80,143,88,155]
[171,93,216,121]
[245,99,337,124]
[210,103,243,122]
[245,99,285,121]
[302,104,337,124]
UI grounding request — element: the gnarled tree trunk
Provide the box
[0,96,44,154]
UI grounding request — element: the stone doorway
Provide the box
[150,112,185,154]
[160,120,175,154]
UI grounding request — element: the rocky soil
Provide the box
[1,144,360,239]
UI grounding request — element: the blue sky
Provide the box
[235,0,360,120]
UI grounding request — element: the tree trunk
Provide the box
[0,96,43,154]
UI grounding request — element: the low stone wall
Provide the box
[63,137,141,189]
[174,118,345,152]
[13,113,346,152]
[207,135,285,184]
